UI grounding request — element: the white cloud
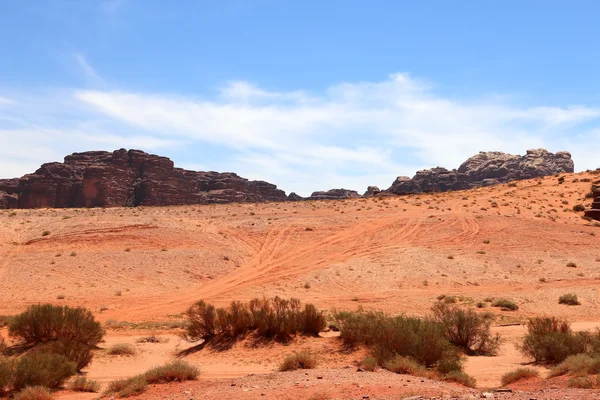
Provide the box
[2,73,600,195]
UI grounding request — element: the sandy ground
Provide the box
[1,171,600,398]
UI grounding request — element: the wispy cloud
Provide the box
[2,73,600,195]
[74,53,100,80]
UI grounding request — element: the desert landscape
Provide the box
[2,161,600,399]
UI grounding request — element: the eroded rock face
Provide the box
[387,149,574,194]
[584,187,600,221]
[363,186,381,197]
[0,149,287,209]
[308,189,360,201]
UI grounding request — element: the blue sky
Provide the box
[1,1,600,196]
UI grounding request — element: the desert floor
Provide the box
[1,172,599,399]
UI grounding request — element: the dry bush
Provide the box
[13,386,55,400]
[0,337,6,353]
[104,375,147,398]
[37,341,93,372]
[383,356,429,377]
[520,317,600,364]
[13,352,76,390]
[144,360,199,383]
[501,368,539,385]
[491,298,519,311]
[567,376,594,388]
[9,304,104,347]
[442,371,477,388]
[70,376,100,392]
[548,354,600,377]
[361,356,377,372]
[432,303,501,355]
[0,357,15,394]
[559,294,581,306]
[107,343,137,356]
[185,297,325,342]
[279,351,317,371]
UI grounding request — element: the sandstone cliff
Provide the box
[0,149,287,209]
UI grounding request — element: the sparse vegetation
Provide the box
[573,204,586,212]
[491,298,519,311]
[13,352,76,390]
[558,294,581,306]
[501,368,539,385]
[432,303,501,355]
[104,375,147,398]
[567,376,594,388]
[361,356,377,372]
[548,354,600,377]
[441,371,477,388]
[279,351,317,371]
[185,297,326,342]
[107,343,137,356]
[70,376,100,392]
[13,386,55,400]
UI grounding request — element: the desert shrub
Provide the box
[37,340,93,371]
[184,300,217,341]
[334,310,453,367]
[573,204,586,212]
[185,297,325,342]
[0,357,15,394]
[279,351,317,371]
[143,360,199,383]
[520,317,597,364]
[548,354,600,377]
[432,303,501,355]
[9,304,104,346]
[361,356,377,372]
[501,368,539,385]
[567,376,594,388]
[13,352,76,390]
[436,355,464,375]
[70,376,100,392]
[107,343,137,356]
[442,371,477,388]
[105,375,147,398]
[383,355,428,376]
[491,299,519,311]
[14,386,55,400]
[559,294,581,306]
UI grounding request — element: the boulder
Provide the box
[363,186,381,197]
[287,192,305,201]
[0,149,288,209]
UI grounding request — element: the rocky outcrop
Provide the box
[308,189,360,201]
[0,149,287,209]
[363,186,381,197]
[387,149,574,194]
[287,192,305,201]
[584,187,600,221]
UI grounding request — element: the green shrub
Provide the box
[9,304,104,346]
[37,340,93,371]
[559,294,581,306]
[70,376,100,392]
[432,303,501,355]
[0,357,15,394]
[185,300,217,341]
[519,317,598,364]
[436,355,464,375]
[14,386,55,400]
[279,351,317,371]
[501,368,539,385]
[442,371,477,388]
[105,375,147,398]
[491,299,519,311]
[302,304,327,336]
[13,352,76,390]
[334,310,453,367]
[144,360,199,383]
[107,343,137,356]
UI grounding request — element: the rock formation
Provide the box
[308,189,360,201]
[386,149,574,194]
[363,186,381,197]
[584,187,600,221]
[0,149,287,209]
